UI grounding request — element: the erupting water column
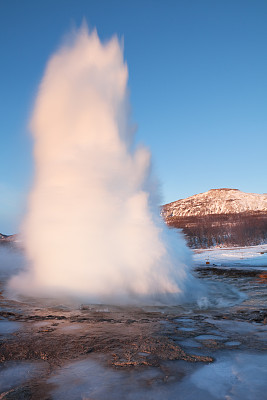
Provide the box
[10,27,196,304]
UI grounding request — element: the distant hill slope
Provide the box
[162,189,267,218]
[0,233,18,246]
[162,189,267,248]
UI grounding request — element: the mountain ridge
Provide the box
[162,188,267,248]
[162,188,267,219]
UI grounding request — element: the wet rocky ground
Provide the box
[0,264,267,399]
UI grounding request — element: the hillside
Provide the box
[0,233,17,246]
[162,189,267,248]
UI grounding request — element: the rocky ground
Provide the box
[0,263,266,399]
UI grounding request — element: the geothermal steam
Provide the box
[11,28,194,303]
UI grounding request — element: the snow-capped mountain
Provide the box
[162,189,267,219]
[162,189,267,248]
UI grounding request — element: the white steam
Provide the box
[10,27,197,303]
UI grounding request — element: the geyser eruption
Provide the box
[10,27,196,303]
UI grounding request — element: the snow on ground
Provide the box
[193,244,267,268]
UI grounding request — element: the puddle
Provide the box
[0,361,48,393]
[194,335,227,341]
[178,326,196,332]
[225,341,241,347]
[0,320,21,335]
[178,339,201,348]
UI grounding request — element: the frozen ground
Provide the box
[47,352,267,400]
[0,245,266,399]
[193,243,267,268]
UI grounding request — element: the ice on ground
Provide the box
[178,326,196,332]
[205,318,267,336]
[194,334,227,341]
[190,353,267,399]
[193,244,267,268]
[48,352,267,400]
[225,341,241,347]
[0,320,21,335]
[0,361,48,393]
[178,339,201,348]
[48,358,167,400]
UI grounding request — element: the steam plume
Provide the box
[10,27,196,303]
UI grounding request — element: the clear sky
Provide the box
[0,0,266,234]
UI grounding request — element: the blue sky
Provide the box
[0,0,266,234]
